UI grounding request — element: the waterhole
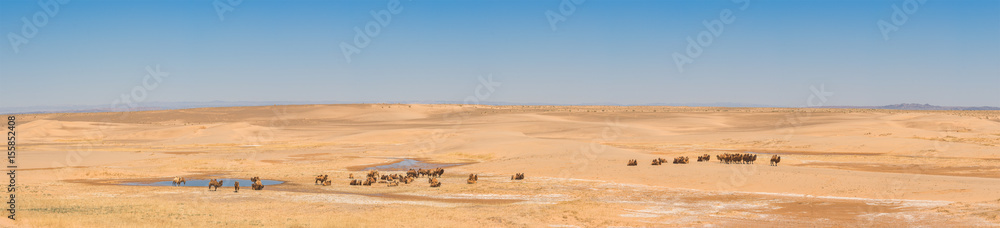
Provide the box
[122,178,283,187]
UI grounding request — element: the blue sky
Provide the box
[1,0,998,108]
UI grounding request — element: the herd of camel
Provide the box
[168,168,524,191]
[630,154,782,166]
[333,168,518,188]
[171,176,265,192]
[166,154,781,192]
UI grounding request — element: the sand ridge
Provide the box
[8,104,1000,227]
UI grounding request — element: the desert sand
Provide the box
[4,104,1000,227]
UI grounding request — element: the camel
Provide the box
[429,178,441,187]
[388,181,399,187]
[315,175,328,185]
[407,169,419,178]
[770,155,781,166]
[252,179,264,190]
[651,158,662,165]
[349,173,354,179]
[430,168,445,177]
[208,179,223,191]
[718,153,757,164]
[627,159,638,166]
[363,177,375,186]
[511,173,524,180]
[234,181,240,193]
[172,177,186,186]
[467,174,478,184]
[697,154,710,162]
[322,180,332,186]
[673,156,689,164]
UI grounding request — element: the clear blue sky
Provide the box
[1,0,998,108]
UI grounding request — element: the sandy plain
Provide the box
[3,104,1000,227]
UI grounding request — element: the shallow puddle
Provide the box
[349,158,470,171]
[122,178,283,187]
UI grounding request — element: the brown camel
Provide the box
[172,177,186,186]
[467,174,478,184]
[429,178,441,187]
[718,153,757,164]
[627,159,638,166]
[252,179,264,190]
[315,175,328,185]
[770,155,781,166]
[208,179,223,191]
[428,168,444,177]
[234,181,240,193]
[511,173,524,180]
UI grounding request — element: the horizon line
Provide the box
[4,101,998,115]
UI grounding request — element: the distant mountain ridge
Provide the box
[818,103,1000,110]
[3,101,997,115]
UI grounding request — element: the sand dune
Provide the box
[10,104,1000,227]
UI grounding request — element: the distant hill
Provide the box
[4,101,998,115]
[818,103,1000,111]
[0,101,783,114]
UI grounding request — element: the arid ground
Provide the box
[4,104,1000,227]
